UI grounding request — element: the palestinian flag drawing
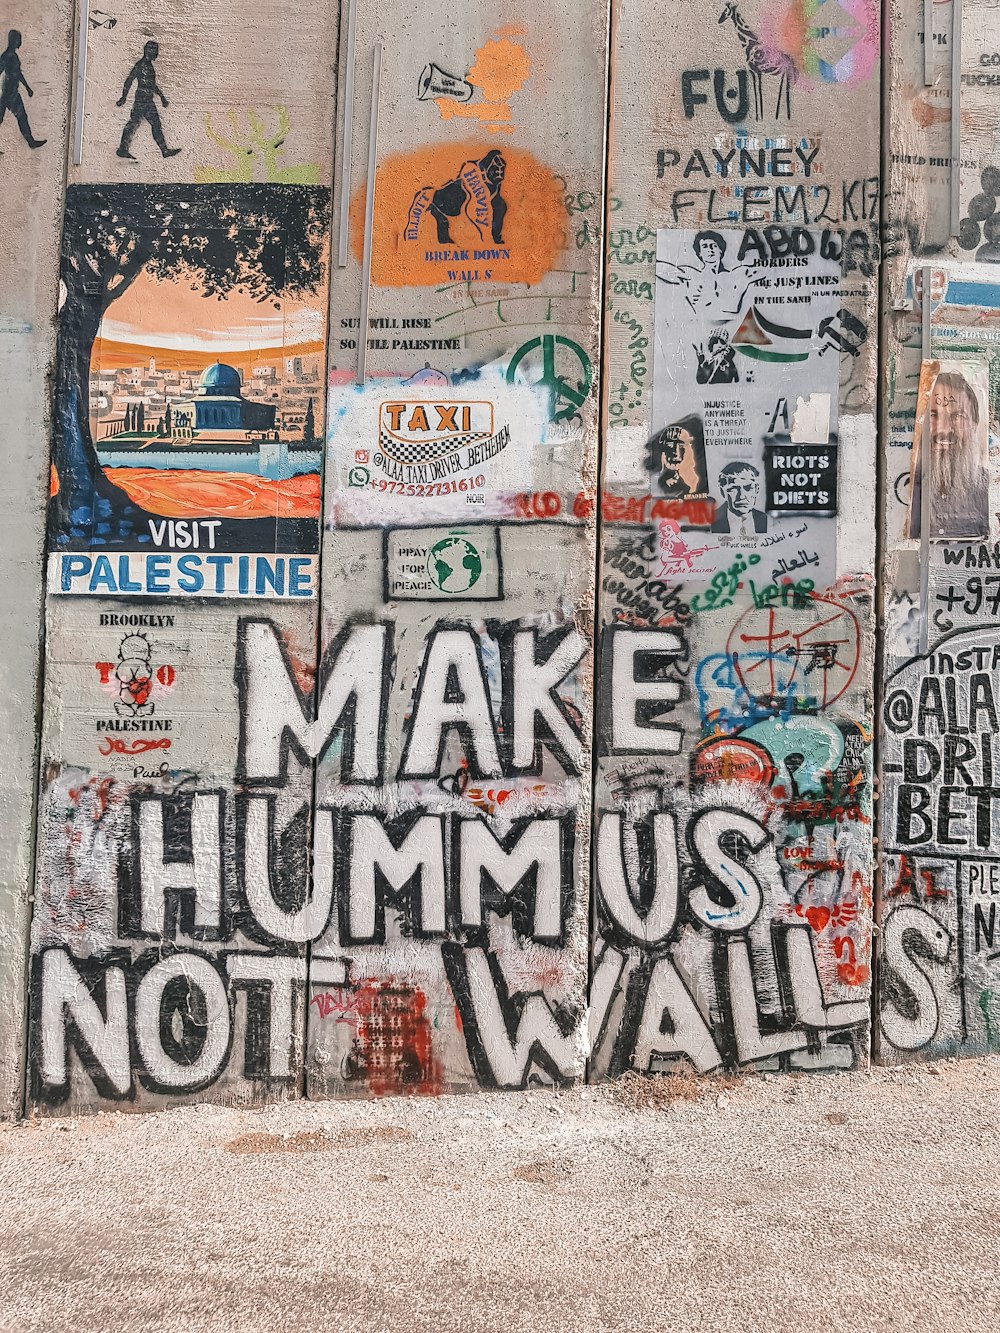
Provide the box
[730,306,813,363]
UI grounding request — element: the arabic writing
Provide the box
[771,548,820,582]
[689,553,761,612]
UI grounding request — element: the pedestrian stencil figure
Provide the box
[116,41,180,159]
[0,30,46,149]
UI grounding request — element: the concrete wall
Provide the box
[306,0,609,1094]
[28,0,339,1112]
[0,2,74,1117]
[24,0,611,1111]
[876,0,1000,1062]
[0,0,976,1112]
[590,0,880,1077]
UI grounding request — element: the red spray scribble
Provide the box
[93,777,115,821]
[98,737,172,756]
[886,856,945,903]
[793,899,860,933]
[310,987,360,1021]
[727,591,860,710]
[340,980,441,1097]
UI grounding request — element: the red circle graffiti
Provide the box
[726,593,861,710]
[693,737,776,786]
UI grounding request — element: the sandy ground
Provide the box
[0,1059,997,1333]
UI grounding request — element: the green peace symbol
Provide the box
[506,334,593,422]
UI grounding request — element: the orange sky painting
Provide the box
[92,336,325,379]
[91,267,325,380]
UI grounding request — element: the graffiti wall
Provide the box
[30,0,340,1111]
[877,0,1000,1063]
[309,0,608,1096]
[27,0,609,1111]
[591,0,880,1080]
[11,0,978,1112]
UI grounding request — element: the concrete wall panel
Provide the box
[29,0,339,1112]
[591,0,881,1080]
[0,2,74,1118]
[876,0,1000,1064]
[308,0,609,1096]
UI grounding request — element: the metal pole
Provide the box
[924,0,934,85]
[951,0,963,237]
[919,400,933,653]
[921,266,931,362]
[918,267,933,653]
[357,44,381,385]
[337,0,358,267]
[72,0,90,166]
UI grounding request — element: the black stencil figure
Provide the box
[711,460,768,535]
[719,0,797,120]
[116,41,180,159]
[430,149,507,245]
[695,329,739,384]
[0,31,46,149]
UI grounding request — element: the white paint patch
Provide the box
[327,368,552,525]
[836,413,877,577]
[790,392,831,444]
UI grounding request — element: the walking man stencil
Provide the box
[116,41,180,159]
[0,30,46,149]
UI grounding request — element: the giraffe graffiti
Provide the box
[719,0,797,121]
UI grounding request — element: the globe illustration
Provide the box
[427,536,482,594]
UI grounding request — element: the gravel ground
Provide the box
[0,1058,996,1333]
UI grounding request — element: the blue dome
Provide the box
[198,362,242,394]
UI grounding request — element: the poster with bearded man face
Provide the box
[907,360,991,541]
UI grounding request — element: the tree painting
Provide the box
[51,183,331,550]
